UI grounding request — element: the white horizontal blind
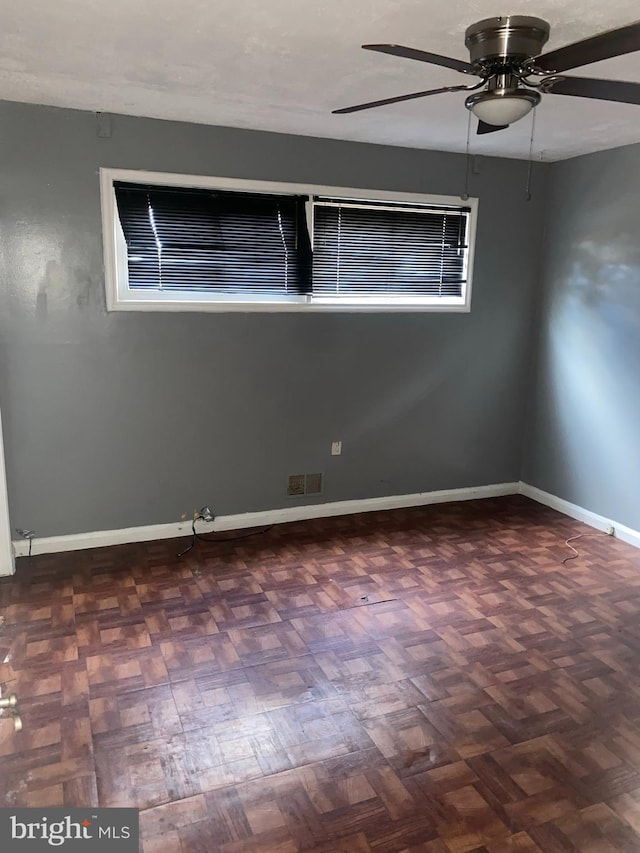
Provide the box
[312,198,470,299]
[114,182,311,296]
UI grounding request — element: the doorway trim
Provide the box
[0,410,15,576]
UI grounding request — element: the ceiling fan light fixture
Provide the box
[335,17,640,134]
[465,88,541,126]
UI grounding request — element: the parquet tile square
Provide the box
[2,495,640,851]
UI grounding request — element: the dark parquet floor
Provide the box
[2,496,640,851]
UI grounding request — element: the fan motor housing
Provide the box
[465,16,550,67]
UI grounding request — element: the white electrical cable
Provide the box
[562,531,613,565]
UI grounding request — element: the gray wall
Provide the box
[0,100,545,537]
[523,142,640,531]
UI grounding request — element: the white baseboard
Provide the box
[11,482,519,558]
[11,481,640,562]
[519,482,640,550]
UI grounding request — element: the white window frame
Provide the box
[100,167,478,313]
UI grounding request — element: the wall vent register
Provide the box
[287,473,323,497]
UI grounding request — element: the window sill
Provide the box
[107,295,471,314]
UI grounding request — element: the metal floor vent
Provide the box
[287,473,323,496]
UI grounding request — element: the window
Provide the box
[101,169,477,312]
[312,198,470,305]
[113,182,311,302]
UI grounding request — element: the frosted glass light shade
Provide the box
[465,89,540,126]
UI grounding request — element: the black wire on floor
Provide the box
[177,515,274,558]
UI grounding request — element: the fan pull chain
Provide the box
[525,107,537,201]
[461,110,472,201]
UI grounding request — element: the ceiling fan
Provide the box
[333,16,640,134]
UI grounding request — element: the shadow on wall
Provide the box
[538,229,640,513]
[564,236,640,319]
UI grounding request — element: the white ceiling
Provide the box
[2,0,640,161]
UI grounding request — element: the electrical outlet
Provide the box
[198,506,215,523]
[15,529,35,540]
[331,441,342,456]
[15,528,36,558]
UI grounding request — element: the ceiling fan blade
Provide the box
[545,75,640,105]
[332,84,470,114]
[477,120,509,135]
[363,44,474,75]
[535,21,640,73]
